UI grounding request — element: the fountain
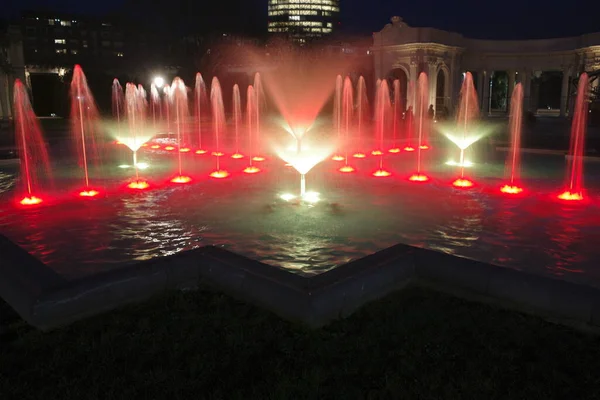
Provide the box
[339,76,355,173]
[163,85,172,138]
[70,65,102,197]
[243,85,260,174]
[12,79,51,206]
[119,83,152,190]
[169,78,191,183]
[231,84,244,159]
[353,76,368,159]
[252,73,266,162]
[332,75,345,161]
[389,79,402,153]
[559,72,589,201]
[448,72,479,188]
[150,83,161,131]
[501,83,524,194]
[194,73,208,154]
[372,80,392,177]
[404,80,415,152]
[112,79,124,135]
[408,73,430,182]
[209,77,229,178]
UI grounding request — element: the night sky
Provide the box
[1,0,598,40]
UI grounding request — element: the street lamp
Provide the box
[153,76,165,88]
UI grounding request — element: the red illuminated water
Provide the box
[456,72,479,179]
[340,76,354,172]
[373,79,391,177]
[194,73,208,152]
[12,79,51,205]
[163,85,172,138]
[210,77,228,178]
[501,83,524,194]
[390,79,403,153]
[70,65,101,196]
[170,77,190,182]
[409,72,429,181]
[232,84,243,159]
[244,85,259,174]
[559,73,589,201]
[124,83,148,187]
[253,73,264,159]
[354,76,368,158]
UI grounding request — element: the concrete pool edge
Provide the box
[1,234,600,331]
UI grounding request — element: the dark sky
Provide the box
[2,0,598,40]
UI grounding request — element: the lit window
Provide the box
[55,49,67,54]
[55,39,66,44]
[289,15,300,21]
[48,19,54,26]
[116,52,124,57]
[60,20,71,27]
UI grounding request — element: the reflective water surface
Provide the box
[1,147,599,287]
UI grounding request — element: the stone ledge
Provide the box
[1,234,600,332]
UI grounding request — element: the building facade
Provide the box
[373,16,600,116]
[268,0,340,43]
[0,25,26,119]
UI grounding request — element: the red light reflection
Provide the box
[20,196,43,206]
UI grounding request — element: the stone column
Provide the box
[481,71,491,115]
[408,60,418,109]
[0,73,8,119]
[521,71,531,113]
[507,70,516,111]
[560,67,571,117]
[427,59,438,112]
[476,71,484,105]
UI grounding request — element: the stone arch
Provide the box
[436,64,451,116]
[387,66,409,110]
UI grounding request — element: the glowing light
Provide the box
[151,145,161,149]
[419,145,430,150]
[404,146,415,152]
[171,175,192,184]
[252,156,266,162]
[302,191,320,204]
[446,160,474,168]
[373,169,391,177]
[339,165,355,173]
[115,140,124,145]
[195,149,207,154]
[243,166,261,174]
[165,146,175,151]
[141,143,148,147]
[118,164,130,169]
[500,185,523,194]
[331,155,344,161]
[209,170,230,179]
[388,148,401,153]
[280,193,296,201]
[128,180,149,189]
[371,150,383,156]
[20,196,42,206]
[231,153,244,159]
[136,162,149,170]
[452,178,474,188]
[284,163,292,167]
[408,174,429,182]
[153,76,165,88]
[353,152,366,158]
[179,147,191,153]
[79,189,99,197]
[212,151,224,157]
[558,191,583,201]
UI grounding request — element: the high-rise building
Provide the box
[267,0,340,43]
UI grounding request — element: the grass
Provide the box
[1,286,600,399]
